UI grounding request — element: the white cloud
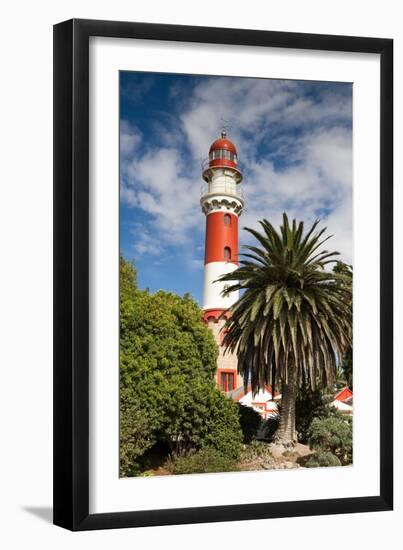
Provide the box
[240,126,352,262]
[125,147,200,243]
[120,119,141,158]
[131,227,162,257]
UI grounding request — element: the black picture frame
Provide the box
[53,18,393,531]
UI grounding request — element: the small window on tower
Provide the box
[224,246,231,260]
[224,214,231,226]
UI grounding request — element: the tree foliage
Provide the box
[120,254,137,301]
[119,395,153,477]
[295,386,329,443]
[308,414,353,465]
[342,347,353,389]
[218,214,353,444]
[166,448,237,475]
[305,451,342,468]
[119,256,242,474]
[220,214,352,391]
[237,403,262,443]
[333,261,353,389]
[196,388,243,459]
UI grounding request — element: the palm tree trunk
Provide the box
[274,366,298,446]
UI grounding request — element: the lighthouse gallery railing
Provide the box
[200,181,245,202]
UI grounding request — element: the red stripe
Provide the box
[204,212,238,264]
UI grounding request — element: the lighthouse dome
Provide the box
[209,131,237,156]
[207,130,239,169]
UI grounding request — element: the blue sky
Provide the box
[120,72,352,304]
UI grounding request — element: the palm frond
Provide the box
[218,213,352,393]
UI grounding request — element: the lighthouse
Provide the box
[201,131,244,392]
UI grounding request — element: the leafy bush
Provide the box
[240,440,272,461]
[166,448,237,475]
[295,386,330,443]
[119,396,154,477]
[305,451,342,468]
[199,389,243,459]
[257,416,279,441]
[237,403,262,443]
[308,415,352,465]
[119,255,243,475]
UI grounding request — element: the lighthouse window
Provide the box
[220,372,235,392]
[224,214,231,226]
[224,246,231,260]
[210,150,237,162]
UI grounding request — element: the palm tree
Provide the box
[219,214,352,446]
[333,261,353,389]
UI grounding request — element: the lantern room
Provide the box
[202,130,243,184]
[208,130,238,168]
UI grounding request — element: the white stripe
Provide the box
[203,261,239,311]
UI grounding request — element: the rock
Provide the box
[268,443,286,459]
[293,443,312,457]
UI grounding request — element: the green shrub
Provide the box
[199,389,243,460]
[258,416,279,441]
[119,396,154,477]
[166,448,237,475]
[163,384,243,460]
[240,440,272,461]
[237,403,262,443]
[119,255,243,474]
[295,386,330,443]
[308,415,352,465]
[305,451,342,468]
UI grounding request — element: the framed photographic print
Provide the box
[53,19,393,530]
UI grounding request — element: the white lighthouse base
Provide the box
[203,261,239,311]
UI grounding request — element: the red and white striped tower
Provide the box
[201,131,244,392]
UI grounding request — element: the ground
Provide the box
[239,442,313,471]
[140,441,314,476]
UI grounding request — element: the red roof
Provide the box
[209,137,237,155]
[334,387,353,403]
